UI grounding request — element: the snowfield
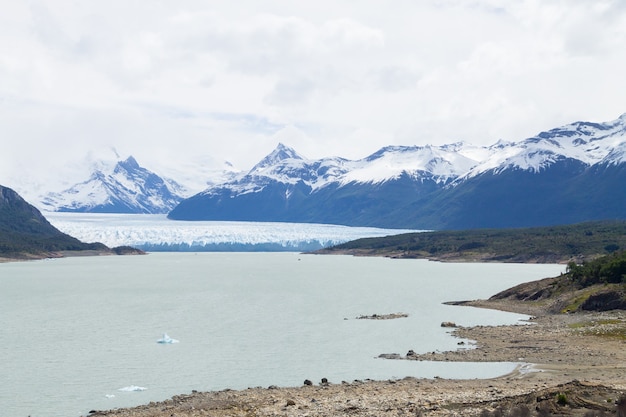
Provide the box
[46,213,419,252]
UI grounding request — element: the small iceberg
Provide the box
[118,385,147,392]
[157,333,179,344]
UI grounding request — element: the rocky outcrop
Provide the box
[356,313,408,320]
[582,289,626,311]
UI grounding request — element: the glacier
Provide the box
[46,213,419,252]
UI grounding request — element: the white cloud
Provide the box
[1,0,626,191]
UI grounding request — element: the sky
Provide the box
[2,0,626,186]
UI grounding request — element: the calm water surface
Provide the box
[0,253,564,417]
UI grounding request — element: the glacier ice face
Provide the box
[46,213,419,251]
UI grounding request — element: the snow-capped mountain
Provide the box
[339,143,480,185]
[41,156,185,214]
[169,114,626,229]
[167,141,481,224]
[434,114,626,229]
[458,114,626,180]
[14,149,240,215]
[10,113,625,228]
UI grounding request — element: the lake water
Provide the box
[0,253,564,417]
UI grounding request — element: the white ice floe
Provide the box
[157,333,179,344]
[118,385,147,392]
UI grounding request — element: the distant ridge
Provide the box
[6,113,626,229]
[313,220,626,264]
[169,114,626,229]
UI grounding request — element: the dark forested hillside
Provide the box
[315,220,626,263]
[0,185,107,258]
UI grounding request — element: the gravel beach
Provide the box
[89,302,626,417]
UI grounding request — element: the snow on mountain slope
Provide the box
[250,142,306,172]
[199,141,485,198]
[41,156,183,213]
[198,143,352,197]
[246,143,357,189]
[145,155,240,197]
[339,144,479,185]
[185,113,626,215]
[459,113,626,179]
[601,141,626,165]
[2,145,240,213]
[9,113,626,221]
[1,147,121,208]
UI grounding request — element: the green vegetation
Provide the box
[569,319,626,340]
[556,393,569,406]
[317,220,626,263]
[487,250,626,312]
[558,288,600,313]
[566,250,626,286]
[560,251,626,312]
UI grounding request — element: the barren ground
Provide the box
[89,301,626,417]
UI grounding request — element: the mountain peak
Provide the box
[272,143,304,160]
[113,156,141,173]
[250,143,305,172]
[41,155,184,214]
[613,113,626,127]
[364,145,420,162]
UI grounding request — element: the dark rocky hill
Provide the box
[486,250,626,313]
[0,184,127,260]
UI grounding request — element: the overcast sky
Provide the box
[2,0,626,182]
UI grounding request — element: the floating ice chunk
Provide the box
[118,385,147,392]
[105,394,115,398]
[157,333,179,344]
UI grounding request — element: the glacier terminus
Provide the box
[46,213,419,252]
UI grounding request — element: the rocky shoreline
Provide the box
[89,300,626,417]
[312,248,578,264]
[0,247,145,263]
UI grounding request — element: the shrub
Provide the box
[556,393,568,406]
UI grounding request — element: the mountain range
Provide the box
[168,114,626,229]
[8,114,626,229]
[21,150,238,214]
